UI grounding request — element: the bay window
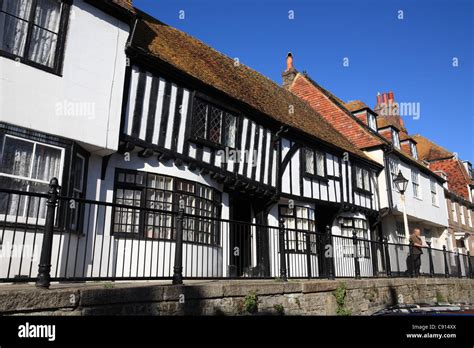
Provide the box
[113,170,222,245]
[0,0,71,73]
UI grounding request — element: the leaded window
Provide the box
[411,169,420,198]
[191,97,237,148]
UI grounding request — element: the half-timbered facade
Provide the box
[0,0,383,280]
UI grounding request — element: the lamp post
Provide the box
[393,171,410,242]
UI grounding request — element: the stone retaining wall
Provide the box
[0,278,472,316]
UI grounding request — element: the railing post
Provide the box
[36,178,60,289]
[383,237,392,277]
[326,225,334,280]
[352,230,361,279]
[468,251,473,279]
[427,241,434,278]
[443,245,449,278]
[172,197,185,285]
[278,217,287,281]
[456,249,462,278]
[409,240,415,278]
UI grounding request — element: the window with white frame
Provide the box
[389,158,399,190]
[304,148,325,177]
[0,0,71,72]
[451,201,457,222]
[279,205,317,254]
[411,169,420,198]
[468,209,472,227]
[68,153,85,231]
[392,129,400,149]
[430,179,438,205]
[410,142,418,159]
[340,218,370,258]
[367,113,377,131]
[460,205,466,225]
[0,134,64,221]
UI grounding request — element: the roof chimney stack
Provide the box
[282,52,298,89]
[286,52,294,72]
[376,92,382,105]
[388,91,394,102]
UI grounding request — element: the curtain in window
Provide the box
[27,0,62,68]
[0,0,31,56]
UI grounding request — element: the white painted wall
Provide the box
[0,0,129,154]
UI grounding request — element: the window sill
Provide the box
[188,136,235,152]
[355,188,373,196]
[303,173,328,183]
[0,51,63,77]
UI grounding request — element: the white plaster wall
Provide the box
[391,158,448,228]
[0,0,129,153]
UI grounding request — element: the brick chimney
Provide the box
[282,52,298,88]
[375,90,405,131]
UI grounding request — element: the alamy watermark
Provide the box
[55,100,96,119]
[378,101,421,120]
[216,147,258,167]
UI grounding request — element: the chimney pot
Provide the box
[382,92,388,104]
[286,52,294,71]
[388,91,394,101]
[376,92,382,105]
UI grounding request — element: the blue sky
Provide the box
[133,0,473,161]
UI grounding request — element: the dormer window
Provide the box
[392,129,400,149]
[0,0,71,74]
[367,113,377,131]
[410,141,418,159]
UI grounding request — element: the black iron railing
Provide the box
[0,180,472,287]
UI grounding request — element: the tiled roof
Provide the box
[111,0,134,12]
[288,74,383,150]
[287,73,447,182]
[345,100,369,112]
[412,135,472,200]
[412,134,454,161]
[126,14,374,162]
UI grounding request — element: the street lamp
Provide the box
[393,171,410,241]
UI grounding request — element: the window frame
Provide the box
[389,158,399,190]
[411,169,421,199]
[410,141,418,159]
[430,179,438,206]
[112,169,222,246]
[279,204,317,254]
[451,201,457,222]
[354,165,372,195]
[0,0,72,75]
[460,205,466,225]
[0,133,65,225]
[189,95,240,150]
[302,147,327,180]
[340,217,370,259]
[367,113,377,131]
[391,128,400,149]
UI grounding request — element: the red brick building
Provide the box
[413,135,474,253]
